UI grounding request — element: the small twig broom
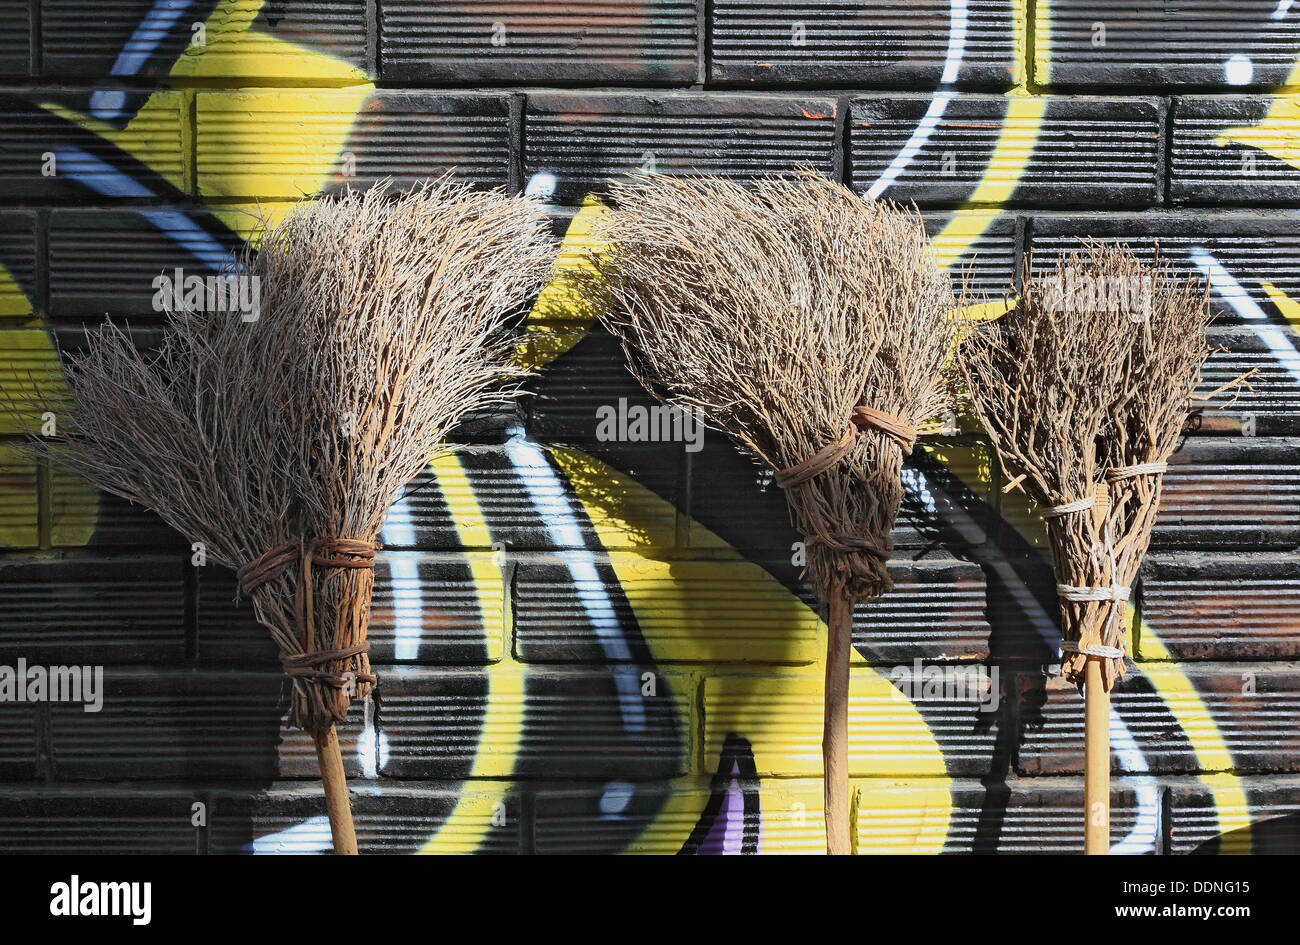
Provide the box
[580,172,957,854]
[18,179,555,854]
[960,243,1212,854]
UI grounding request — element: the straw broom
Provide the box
[580,172,957,854]
[18,179,555,854]
[961,243,1212,854]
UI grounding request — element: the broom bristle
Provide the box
[581,171,957,601]
[961,242,1211,689]
[20,176,556,732]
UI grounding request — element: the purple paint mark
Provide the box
[696,761,747,855]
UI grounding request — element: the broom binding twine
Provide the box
[237,537,380,736]
[1043,484,1149,678]
[772,405,917,591]
[1060,640,1126,660]
[1105,461,1168,483]
[1045,460,1169,520]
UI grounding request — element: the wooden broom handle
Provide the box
[1084,480,1111,855]
[824,593,853,855]
[1084,657,1110,854]
[314,724,359,855]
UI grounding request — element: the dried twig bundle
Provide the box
[580,171,958,854]
[582,172,956,600]
[1095,251,1213,686]
[962,243,1210,688]
[20,178,555,852]
[960,242,1211,854]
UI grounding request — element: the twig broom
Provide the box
[18,179,555,853]
[961,243,1212,854]
[580,172,957,854]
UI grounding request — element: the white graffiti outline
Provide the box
[866,0,968,200]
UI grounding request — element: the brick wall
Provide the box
[0,1,1298,854]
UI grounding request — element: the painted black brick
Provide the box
[1036,0,1300,89]
[1018,666,1300,776]
[0,787,200,853]
[1152,438,1300,551]
[47,670,287,780]
[335,90,513,190]
[0,210,38,316]
[0,90,186,204]
[0,0,31,76]
[1140,553,1300,661]
[1172,96,1300,205]
[48,209,242,320]
[39,0,369,80]
[209,783,523,854]
[1168,775,1300,854]
[380,0,698,84]
[850,95,1163,207]
[376,668,684,780]
[710,0,1018,88]
[0,553,186,663]
[523,91,839,205]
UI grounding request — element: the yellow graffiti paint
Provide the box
[1031,0,1052,86]
[47,464,97,548]
[1216,56,1300,171]
[703,673,950,778]
[1137,626,1252,854]
[415,787,522,855]
[417,452,522,854]
[931,0,1043,266]
[606,778,828,854]
[196,87,373,200]
[171,1,370,85]
[547,445,679,551]
[855,779,954,854]
[519,195,612,370]
[0,329,100,549]
[0,263,32,319]
[545,447,951,846]
[932,97,1047,269]
[0,329,61,436]
[209,202,300,245]
[925,442,997,503]
[756,779,830,853]
[1260,281,1300,329]
[43,0,379,194]
[41,92,188,195]
[0,444,38,548]
[179,5,373,201]
[951,296,1015,324]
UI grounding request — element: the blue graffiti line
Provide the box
[52,147,235,272]
[90,0,195,120]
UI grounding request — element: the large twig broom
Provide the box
[961,243,1212,854]
[580,172,957,854]
[19,179,555,854]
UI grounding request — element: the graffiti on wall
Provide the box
[1,0,1299,853]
